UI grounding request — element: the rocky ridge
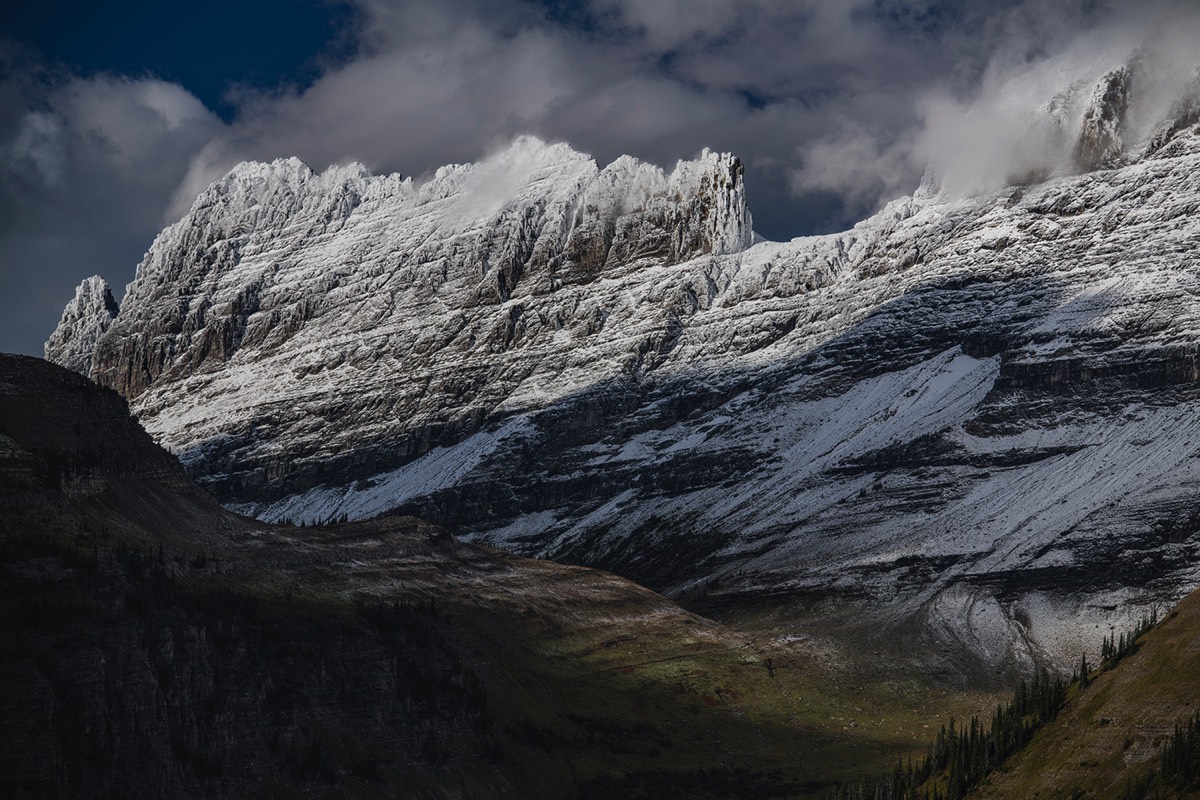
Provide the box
[43,275,118,376]
[49,61,1200,672]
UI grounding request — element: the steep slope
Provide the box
[48,62,1200,672]
[0,355,997,799]
[968,588,1200,799]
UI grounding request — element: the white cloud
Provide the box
[791,126,918,220]
[48,76,220,166]
[159,0,956,239]
[904,2,1200,199]
[589,0,746,50]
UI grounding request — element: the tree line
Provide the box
[1101,607,1158,669]
[830,607,1164,800]
[829,668,1067,800]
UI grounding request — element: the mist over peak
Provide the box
[918,6,1200,197]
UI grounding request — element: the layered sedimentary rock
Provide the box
[48,62,1200,670]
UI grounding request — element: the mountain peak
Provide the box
[43,275,118,376]
[227,155,314,181]
[63,138,753,400]
[1074,64,1135,170]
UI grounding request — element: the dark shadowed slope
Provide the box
[0,354,1000,799]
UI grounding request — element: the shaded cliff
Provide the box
[41,276,118,378]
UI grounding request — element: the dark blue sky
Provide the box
[3,0,357,120]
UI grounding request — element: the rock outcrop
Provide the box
[42,276,118,376]
[1074,64,1135,169]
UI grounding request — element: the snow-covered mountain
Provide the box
[49,62,1200,672]
[43,275,118,376]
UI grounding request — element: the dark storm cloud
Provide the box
[2,0,1198,355]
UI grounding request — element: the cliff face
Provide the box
[1074,64,1135,170]
[42,276,118,377]
[44,62,1200,671]
[84,137,751,403]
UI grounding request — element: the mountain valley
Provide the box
[17,1,1200,796]
[2,353,1011,798]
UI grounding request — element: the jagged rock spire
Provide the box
[43,275,118,376]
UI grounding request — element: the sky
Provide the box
[0,0,1195,356]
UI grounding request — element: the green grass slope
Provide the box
[969,592,1200,800]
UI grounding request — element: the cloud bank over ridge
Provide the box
[3,0,1200,355]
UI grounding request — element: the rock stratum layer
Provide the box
[50,66,1200,671]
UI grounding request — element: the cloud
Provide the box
[166,5,595,217]
[791,125,919,221]
[903,0,1200,198]
[783,0,1200,211]
[0,66,222,357]
[588,0,748,50]
[5,111,64,185]
[159,0,980,235]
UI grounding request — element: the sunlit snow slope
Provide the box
[50,66,1200,670]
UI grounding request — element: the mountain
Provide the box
[2,353,1003,798]
[43,275,119,377]
[47,61,1200,675]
